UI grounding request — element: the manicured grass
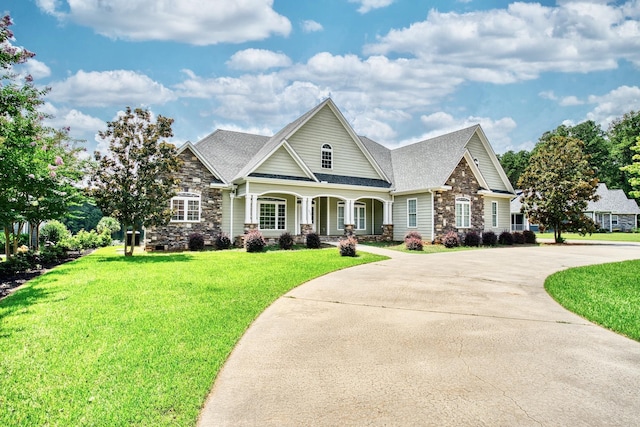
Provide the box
[0,246,386,426]
[361,241,484,253]
[539,232,640,243]
[545,260,640,341]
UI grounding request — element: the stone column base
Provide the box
[381,224,394,241]
[343,224,355,237]
[300,224,313,235]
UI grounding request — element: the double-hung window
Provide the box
[259,198,286,230]
[321,144,332,169]
[171,192,201,222]
[455,197,471,228]
[491,201,498,228]
[337,202,366,230]
[407,199,417,228]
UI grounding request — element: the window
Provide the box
[407,198,417,228]
[491,201,498,228]
[321,144,332,169]
[337,203,345,230]
[455,197,471,228]
[259,199,286,230]
[171,192,201,222]
[354,203,366,230]
[612,215,619,226]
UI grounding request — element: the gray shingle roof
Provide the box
[359,136,394,184]
[389,126,478,193]
[587,183,640,214]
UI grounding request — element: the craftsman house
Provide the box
[146,99,515,250]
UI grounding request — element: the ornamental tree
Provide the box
[90,107,182,256]
[518,135,599,243]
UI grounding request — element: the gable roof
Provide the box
[177,141,225,184]
[587,183,640,214]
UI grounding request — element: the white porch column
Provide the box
[304,197,313,225]
[300,197,308,224]
[251,194,258,224]
[345,199,354,225]
[245,194,252,224]
[383,201,393,225]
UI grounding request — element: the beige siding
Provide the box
[248,181,390,201]
[483,197,511,233]
[393,193,434,241]
[287,105,382,179]
[254,146,308,178]
[466,134,509,192]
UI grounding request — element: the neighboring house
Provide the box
[146,99,515,250]
[510,183,640,232]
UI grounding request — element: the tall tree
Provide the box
[498,150,531,188]
[609,111,640,195]
[518,135,599,243]
[620,136,640,199]
[90,107,182,256]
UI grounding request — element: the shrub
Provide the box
[442,231,460,248]
[245,230,266,253]
[482,231,497,246]
[404,231,422,241]
[405,237,423,251]
[96,216,121,235]
[98,230,112,247]
[0,254,31,278]
[75,229,101,250]
[338,236,358,257]
[215,233,232,250]
[523,230,537,244]
[512,231,525,244]
[40,244,66,265]
[40,220,70,245]
[464,231,481,247]
[498,231,514,245]
[306,232,322,249]
[188,233,205,251]
[278,232,295,250]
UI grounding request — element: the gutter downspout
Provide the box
[430,190,435,242]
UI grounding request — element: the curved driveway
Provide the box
[199,243,640,426]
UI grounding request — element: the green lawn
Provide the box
[0,246,386,426]
[545,260,640,341]
[538,232,640,242]
[361,241,479,253]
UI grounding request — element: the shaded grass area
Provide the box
[0,247,386,426]
[539,232,640,242]
[545,260,640,341]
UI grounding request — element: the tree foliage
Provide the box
[518,136,599,243]
[90,107,182,256]
[620,136,640,200]
[609,111,640,196]
[498,150,531,188]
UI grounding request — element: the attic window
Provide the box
[321,144,332,169]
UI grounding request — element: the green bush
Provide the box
[215,233,232,250]
[74,229,101,250]
[40,220,71,245]
[96,216,121,235]
[40,244,67,264]
[338,236,358,257]
[98,230,112,247]
[245,230,266,253]
[278,232,295,250]
[305,232,321,249]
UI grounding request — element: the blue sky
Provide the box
[5,0,640,155]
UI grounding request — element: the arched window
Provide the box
[455,197,470,228]
[171,192,201,222]
[321,144,332,169]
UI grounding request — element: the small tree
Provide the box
[518,136,599,243]
[620,136,640,200]
[90,107,182,256]
[96,216,121,235]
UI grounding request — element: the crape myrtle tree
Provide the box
[90,107,182,256]
[0,15,87,256]
[518,135,599,243]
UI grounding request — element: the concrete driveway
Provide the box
[198,243,640,426]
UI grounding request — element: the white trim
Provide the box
[240,176,392,193]
[321,143,333,170]
[430,191,435,240]
[391,185,452,196]
[407,198,417,228]
[463,150,490,190]
[258,198,287,231]
[491,200,498,228]
[470,126,516,194]
[455,196,471,229]
[170,192,201,223]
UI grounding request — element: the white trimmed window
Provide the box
[321,144,333,169]
[337,203,345,230]
[171,192,201,222]
[491,201,498,228]
[455,197,471,228]
[612,215,619,226]
[259,198,286,230]
[407,198,417,228]
[337,202,366,230]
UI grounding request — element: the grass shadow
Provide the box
[93,253,195,264]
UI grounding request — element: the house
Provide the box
[145,99,515,250]
[510,183,640,232]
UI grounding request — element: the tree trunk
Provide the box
[13,221,24,255]
[555,222,563,243]
[125,225,136,257]
[123,224,130,256]
[3,226,11,259]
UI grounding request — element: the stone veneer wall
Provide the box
[146,150,223,251]
[433,158,484,239]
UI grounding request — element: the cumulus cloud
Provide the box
[17,59,51,80]
[586,85,640,126]
[227,49,292,71]
[364,2,640,82]
[301,20,323,33]
[36,0,292,45]
[40,102,106,153]
[349,0,395,14]
[49,70,175,107]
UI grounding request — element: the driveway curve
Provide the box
[199,243,640,426]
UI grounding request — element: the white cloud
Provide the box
[17,59,51,80]
[349,0,395,14]
[586,85,640,126]
[49,70,175,107]
[559,95,584,106]
[227,49,292,71]
[364,2,640,82]
[37,0,292,45]
[301,20,323,33]
[40,102,106,153]
[412,112,518,153]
